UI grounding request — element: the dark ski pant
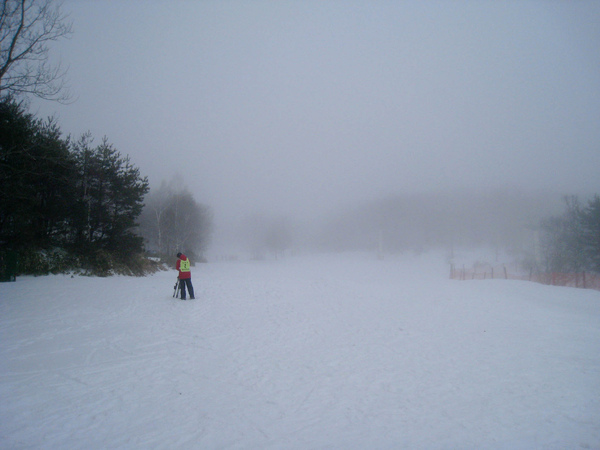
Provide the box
[179,278,195,299]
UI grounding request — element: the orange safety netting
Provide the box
[450,264,600,291]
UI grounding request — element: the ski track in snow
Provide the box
[1,252,599,449]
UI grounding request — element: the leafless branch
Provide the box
[0,0,72,102]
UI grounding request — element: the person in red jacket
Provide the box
[176,252,195,300]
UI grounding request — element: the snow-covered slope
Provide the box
[1,253,599,449]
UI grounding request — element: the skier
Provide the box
[175,252,195,300]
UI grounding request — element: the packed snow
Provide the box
[1,252,599,449]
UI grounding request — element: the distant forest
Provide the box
[319,191,558,252]
[318,190,600,274]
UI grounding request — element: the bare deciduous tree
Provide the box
[0,0,72,101]
[138,180,213,260]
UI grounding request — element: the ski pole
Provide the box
[173,277,180,297]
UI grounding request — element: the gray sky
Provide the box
[34,0,600,225]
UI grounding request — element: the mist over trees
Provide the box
[310,190,600,277]
[540,195,600,274]
[138,180,213,262]
[236,213,293,259]
[316,190,562,256]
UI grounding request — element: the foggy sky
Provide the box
[33,1,600,227]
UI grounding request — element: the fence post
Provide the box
[504,265,508,279]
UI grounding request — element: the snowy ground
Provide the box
[1,252,599,449]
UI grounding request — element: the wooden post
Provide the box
[504,265,508,279]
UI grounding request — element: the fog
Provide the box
[32,1,600,254]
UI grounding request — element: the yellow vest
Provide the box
[180,259,191,272]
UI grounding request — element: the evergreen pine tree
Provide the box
[581,196,600,273]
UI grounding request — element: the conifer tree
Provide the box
[70,135,149,255]
[1,97,151,273]
[0,97,75,249]
[581,195,600,273]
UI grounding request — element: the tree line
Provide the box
[0,97,151,274]
[0,97,214,275]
